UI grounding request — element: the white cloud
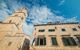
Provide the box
[0,10,9,21]
[22,22,34,36]
[28,6,66,24]
[28,6,79,25]
[0,0,25,21]
[0,2,10,21]
[65,16,79,23]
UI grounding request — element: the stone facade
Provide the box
[31,23,80,50]
[0,8,30,50]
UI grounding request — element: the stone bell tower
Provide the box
[3,8,28,34]
[0,8,30,50]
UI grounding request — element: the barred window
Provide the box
[62,37,77,46]
[36,36,46,46]
[51,37,58,46]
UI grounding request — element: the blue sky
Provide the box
[0,0,80,35]
[26,0,80,24]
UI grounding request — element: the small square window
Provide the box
[48,29,55,32]
[72,28,77,31]
[39,29,45,32]
[62,29,66,31]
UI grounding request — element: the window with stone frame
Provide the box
[51,37,58,46]
[39,29,45,32]
[62,36,77,46]
[36,36,46,46]
[72,28,77,31]
[62,28,66,32]
[48,29,55,32]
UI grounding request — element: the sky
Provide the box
[0,0,80,35]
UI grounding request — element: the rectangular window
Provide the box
[39,29,45,32]
[51,37,58,46]
[62,28,66,31]
[48,29,55,32]
[62,37,77,46]
[36,37,46,46]
[72,28,77,31]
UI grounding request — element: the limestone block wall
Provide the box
[0,36,25,50]
[31,24,80,50]
[0,8,30,50]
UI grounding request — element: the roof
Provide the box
[34,22,79,26]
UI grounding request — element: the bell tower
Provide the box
[3,8,28,33]
[0,8,30,50]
